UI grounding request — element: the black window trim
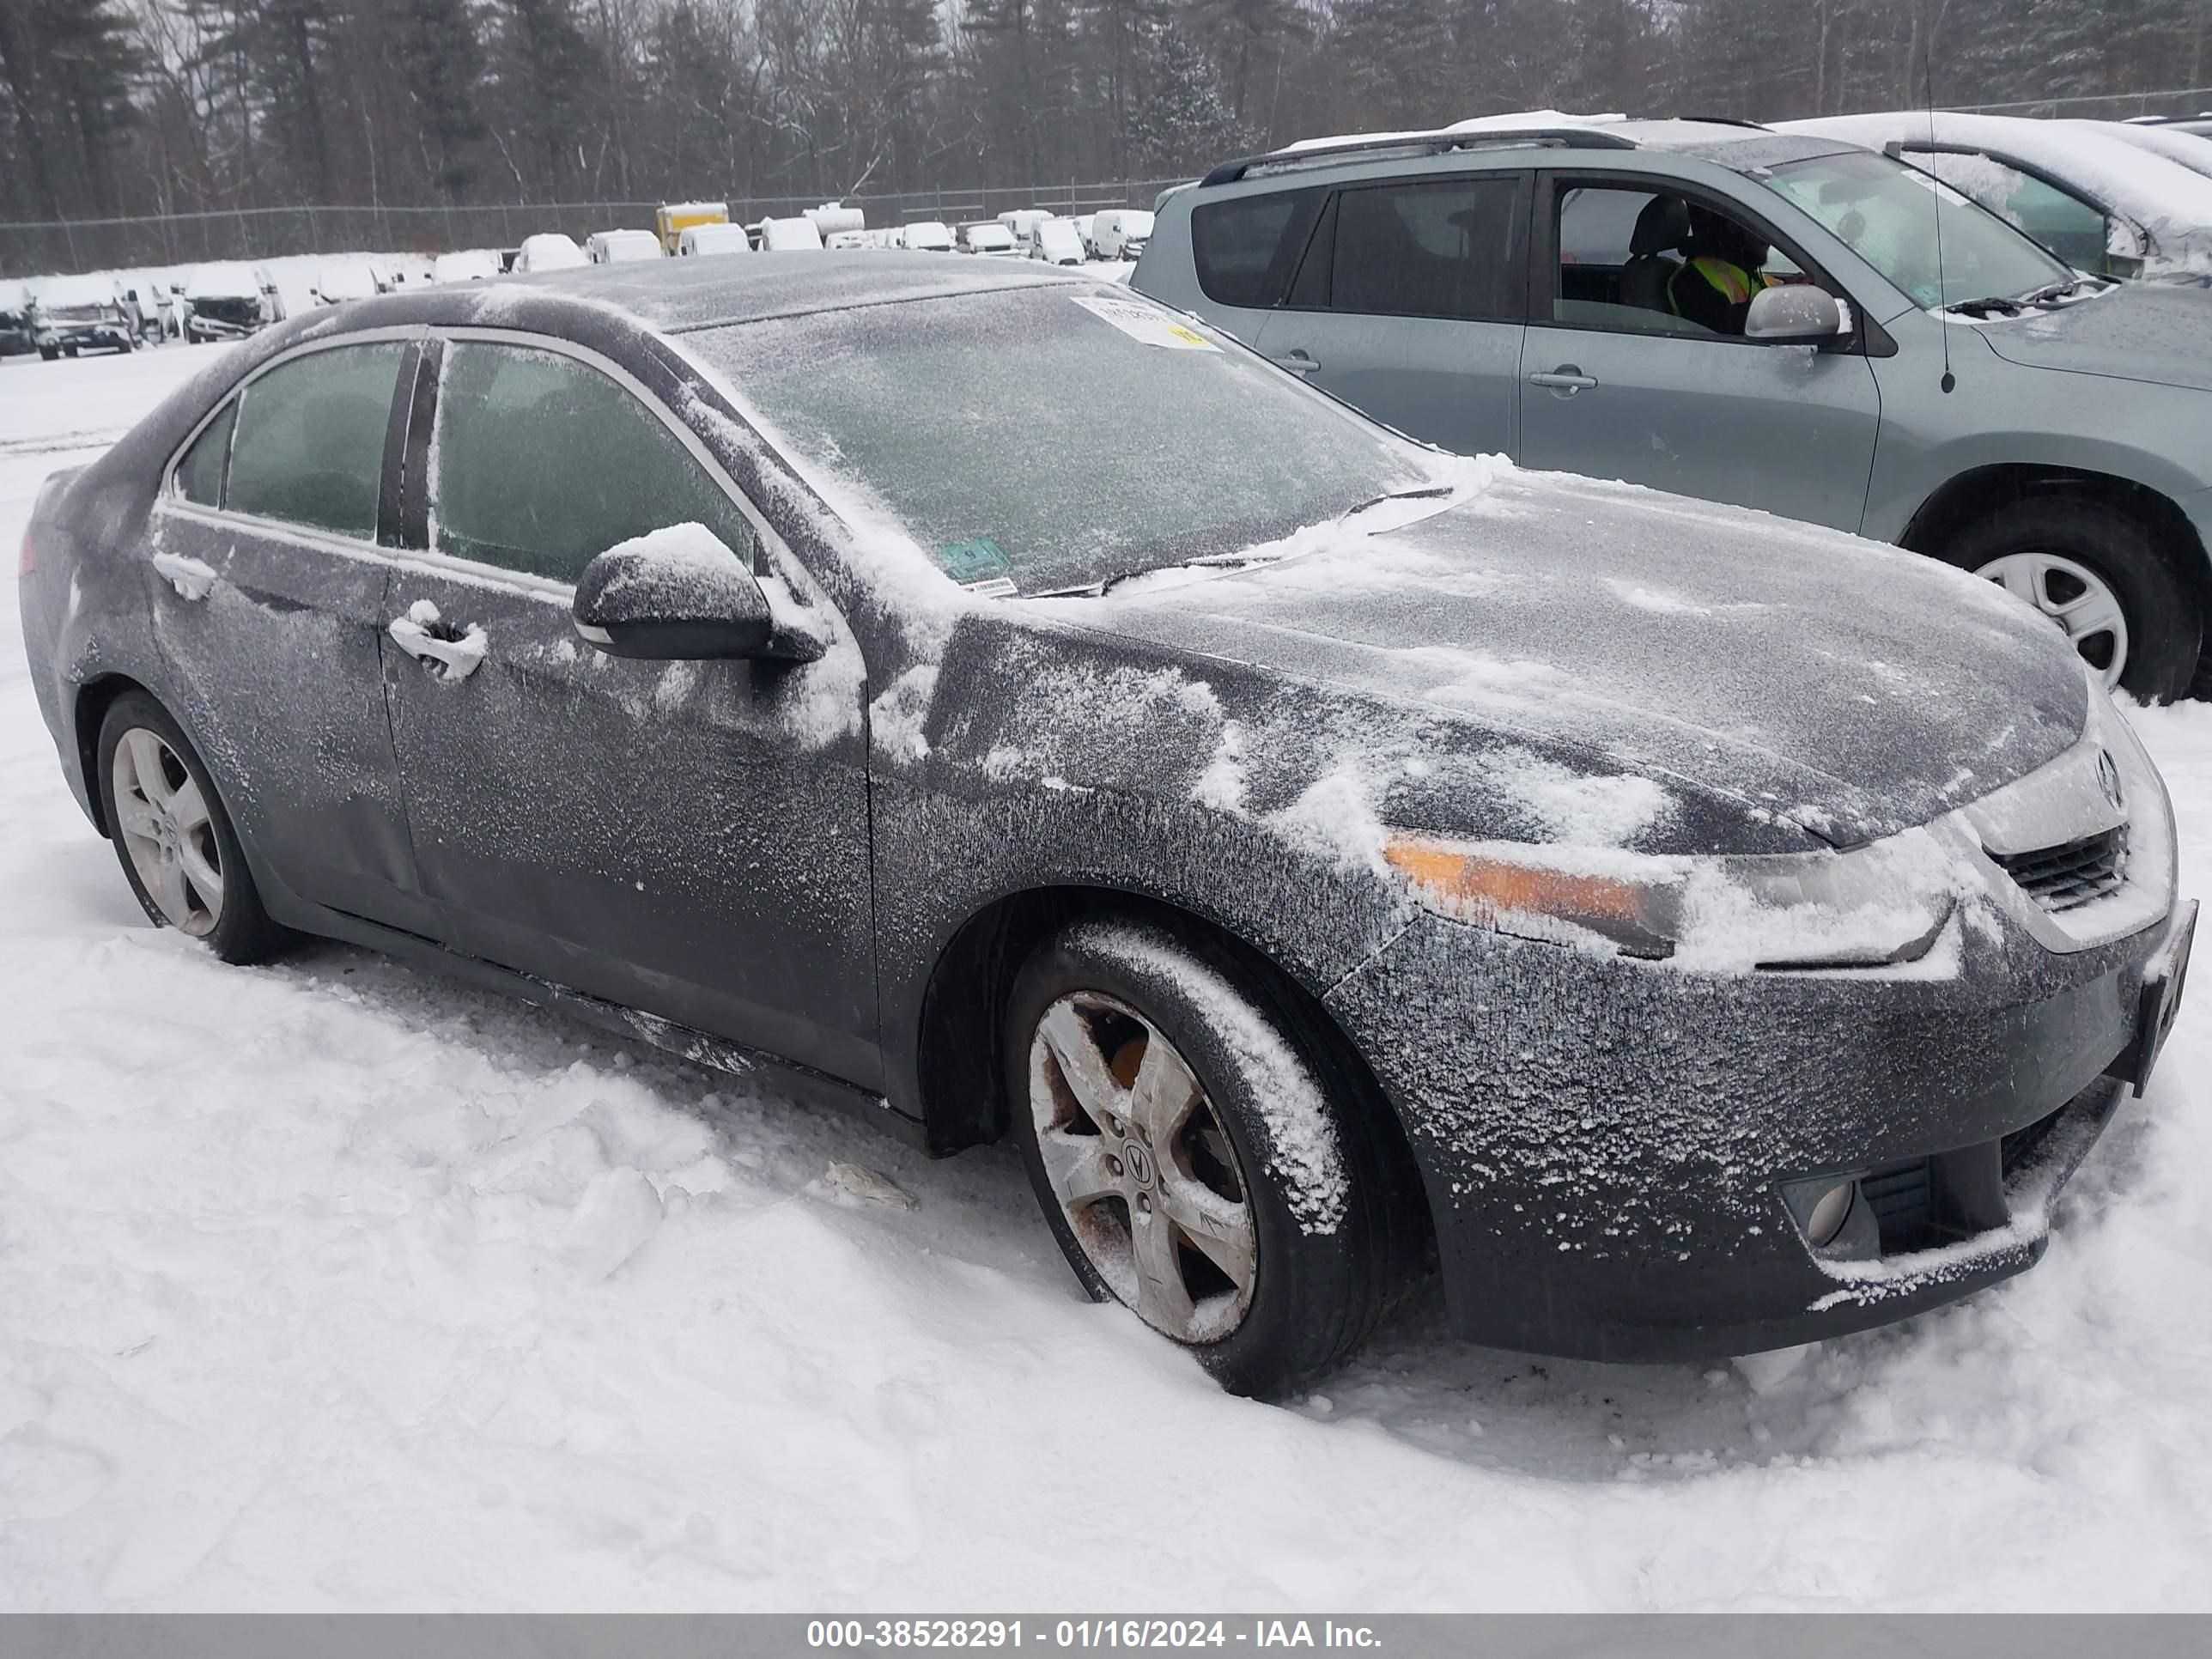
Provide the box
[161,326,424,555]
[407,325,787,596]
[1529,169,1889,356]
[1275,167,1534,325]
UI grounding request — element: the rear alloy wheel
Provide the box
[96,691,288,964]
[1006,916,1413,1396]
[1946,496,2202,702]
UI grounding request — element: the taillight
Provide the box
[16,526,33,577]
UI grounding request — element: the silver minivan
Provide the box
[1135,119,2212,699]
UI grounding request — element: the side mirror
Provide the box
[2103,217,2148,280]
[572,526,823,663]
[1745,283,1847,346]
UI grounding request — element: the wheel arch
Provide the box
[71,672,158,838]
[912,884,1432,1261]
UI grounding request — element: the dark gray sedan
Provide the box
[16,256,2196,1395]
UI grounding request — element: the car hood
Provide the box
[1043,472,2088,849]
[1976,279,2212,391]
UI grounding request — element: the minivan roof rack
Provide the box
[1199,126,1638,188]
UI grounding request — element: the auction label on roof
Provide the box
[1070,295,1218,351]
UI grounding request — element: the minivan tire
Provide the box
[1006,915,1411,1397]
[1942,497,2202,702]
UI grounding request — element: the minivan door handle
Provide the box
[1528,366,1599,393]
[1268,349,1321,376]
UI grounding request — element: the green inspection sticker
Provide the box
[938,536,1013,581]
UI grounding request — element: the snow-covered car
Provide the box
[998,209,1051,246]
[2103,119,2212,183]
[678,223,754,257]
[1029,217,1086,266]
[758,217,824,252]
[30,274,138,359]
[1090,210,1154,260]
[1782,112,2212,282]
[17,258,2196,1396]
[957,222,1021,258]
[181,264,283,343]
[897,221,954,252]
[514,234,589,274]
[431,249,502,284]
[310,261,380,307]
[587,229,664,264]
[823,230,868,251]
[1071,213,1098,256]
[2,278,40,355]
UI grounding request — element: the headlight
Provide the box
[1383,831,1960,971]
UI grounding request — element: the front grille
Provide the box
[1990,826,2128,913]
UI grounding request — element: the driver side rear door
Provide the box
[377,331,881,1088]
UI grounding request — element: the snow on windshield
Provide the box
[688,286,1440,596]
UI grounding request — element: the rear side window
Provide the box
[174,399,237,507]
[226,344,407,539]
[1192,190,1321,308]
[1294,176,1524,322]
[430,342,757,584]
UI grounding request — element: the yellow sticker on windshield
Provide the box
[1070,295,1219,352]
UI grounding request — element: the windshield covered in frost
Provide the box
[1759,149,2070,308]
[692,286,1429,594]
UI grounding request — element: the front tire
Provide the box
[95,691,288,965]
[1006,915,1409,1396]
[1942,497,2202,702]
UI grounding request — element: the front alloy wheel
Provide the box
[1975,551,2129,690]
[1030,990,1259,1342]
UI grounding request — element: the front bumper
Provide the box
[38,322,132,352]
[1325,894,2190,1360]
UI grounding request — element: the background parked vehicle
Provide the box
[759,216,825,252]
[999,209,1050,246]
[678,223,756,257]
[656,200,728,253]
[1030,217,1087,265]
[310,260,380,306]
[958,222,1021,257]
[1071,213,1098,256]
[1782,112,2212,282]
[898,221,955,252]
[2104,119,2212,184]
[32,274,138,358]
[1091,210,1154,260]
[181,264,284,343]
[515,234,589,274]
[805,203,866,241]
[431,249,501,284]
[0,279,33,355]
[1137,117,2212,701]
[587,229,665,264]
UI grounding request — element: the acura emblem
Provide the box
[2096,749,2124,810]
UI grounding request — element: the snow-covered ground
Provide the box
[3,344,2211,1611]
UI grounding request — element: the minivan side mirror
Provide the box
[573,526,823,663]
[1745,283,1848,346]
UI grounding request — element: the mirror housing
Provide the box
[1745,283,1848,346]
[572,527,823,662]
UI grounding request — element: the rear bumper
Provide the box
[1322,897,2190,1361]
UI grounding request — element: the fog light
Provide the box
[1780,1173,1863,1251]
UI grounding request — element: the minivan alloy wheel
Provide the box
[1976,550,2129,689]
[1029,990,1259,1341]
[111,726,223,936]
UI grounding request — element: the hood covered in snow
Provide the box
[1041,474,2087,850]
[1973,279,2212,392]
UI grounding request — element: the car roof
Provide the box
[293,251,1097,341]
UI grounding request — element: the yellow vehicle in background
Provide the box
[655,201,729,253]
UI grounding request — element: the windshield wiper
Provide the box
[1029,551,1285,600]
[2021,279,2084,305]
[1943,293,2026,318]
[1338,484,1455,523]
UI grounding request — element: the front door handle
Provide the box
[1268,349,1321,376]
[1528,367,1599,393]
[388,600,489,683]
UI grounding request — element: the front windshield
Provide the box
[692,285,1431,594]
[1759,149,2071,308]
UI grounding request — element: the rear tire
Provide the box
[1006,915,1411,1397]
[95,691,289,966]
[1942,497,2202,702]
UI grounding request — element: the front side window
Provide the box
[430,342,757,584]
[174,398,237,507]
[1551,185,1808,340]
[224,343,407,539]
[1759,148,2070,309]
[1294,176,1522,322]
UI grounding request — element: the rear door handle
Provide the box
[388,601,489,683]
[1269,349,1321,375]
[1528,368,1599,392]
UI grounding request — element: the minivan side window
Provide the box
[174,398,238,507]
[1191,190,1322,308]
[225,343,408,539]
[1291,176,1523,322]
[431,342,758,584]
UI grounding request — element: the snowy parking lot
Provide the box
[4,343,2212,1611]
